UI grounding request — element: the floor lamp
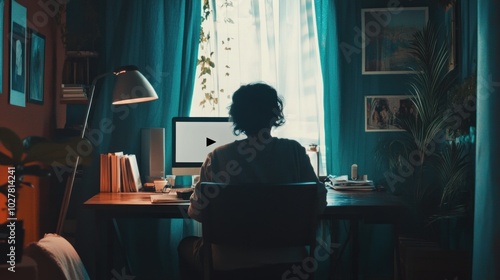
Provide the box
[56,65,158,235]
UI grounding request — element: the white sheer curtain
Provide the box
[191,0,324,154]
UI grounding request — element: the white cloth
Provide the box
[24,233,90,280]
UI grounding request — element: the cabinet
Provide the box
[0,256,38,280]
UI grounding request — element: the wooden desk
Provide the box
[323,190,405,279]
[84,189,405,279]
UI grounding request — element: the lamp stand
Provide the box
[56,72,112,235]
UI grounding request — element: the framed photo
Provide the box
[10,0,27,107]
[447,5,457,71]
[362,7,428,75]
[365,95,416,132]
[28,30,45,104]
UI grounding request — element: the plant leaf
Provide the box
[0,127,24,163]
[23,137,90,166]
[0,151,15,166]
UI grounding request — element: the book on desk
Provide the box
[100,152,142,192]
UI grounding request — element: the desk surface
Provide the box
[84,189,406,220]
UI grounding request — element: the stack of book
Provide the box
[325,175,375,191]
[61,84,88,102]
[100,152,142,192]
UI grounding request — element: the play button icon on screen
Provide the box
[206,137,216,147]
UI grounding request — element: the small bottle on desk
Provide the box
[351,164,358,180]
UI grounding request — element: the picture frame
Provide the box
[365,95,416,132]
[10,0,27,107]
[28,29,45,104]
[362,7,428,75]
[447,5,457,71]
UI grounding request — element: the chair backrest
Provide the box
[200,181,319,278]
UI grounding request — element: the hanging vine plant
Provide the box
[197,0,216,110]
[197,0,234,111]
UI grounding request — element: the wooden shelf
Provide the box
[66,51,98,58]
[60,99,89,104]
[63,51,98,85]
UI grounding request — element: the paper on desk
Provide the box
[331,184,375,191]
[150,194,186,203]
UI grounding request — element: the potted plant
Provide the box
[374,23,474,279]
[375,22,456,214]
[0,127,82,262]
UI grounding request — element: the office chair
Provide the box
[200,182,319,280]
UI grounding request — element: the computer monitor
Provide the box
[172,117,245,175]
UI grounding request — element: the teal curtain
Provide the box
[315,1,394,278]
[474,0,500,278]
[74,1,201,279]
[315,0,341,175]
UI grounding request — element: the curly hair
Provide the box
[228,83,285,136]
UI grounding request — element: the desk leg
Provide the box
[329,220,339,280]
[112,218,135,276]
[350,219,359,280]
[95,213,112,280]
[95,214,104,279]
[393,224,402,280]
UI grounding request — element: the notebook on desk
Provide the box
[330,184,375,191]
[150,194,188,203]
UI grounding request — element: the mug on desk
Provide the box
[153,179,168,192]
[165,175,176,187]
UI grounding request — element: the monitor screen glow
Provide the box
[172,117,245,175]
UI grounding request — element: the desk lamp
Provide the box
[56,65,158,234]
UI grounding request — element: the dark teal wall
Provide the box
[65,0,100,51]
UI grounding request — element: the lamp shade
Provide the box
[111,65,158,105]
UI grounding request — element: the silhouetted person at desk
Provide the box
[178,82,327,279]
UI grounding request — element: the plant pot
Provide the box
[398,236,472,280]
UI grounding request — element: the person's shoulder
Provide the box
[211,139,246,153]
[274,138,304,148]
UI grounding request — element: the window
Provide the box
[190,0,325,174]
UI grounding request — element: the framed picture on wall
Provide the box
[28,30,45,104]
[361,7,428,75]
[10,0,27,107]
[365,95,416,132]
